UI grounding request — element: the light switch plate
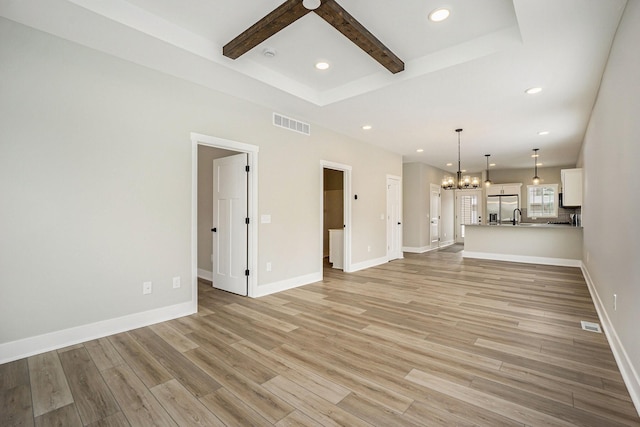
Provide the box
[173,276,181,289]
[261,214,271,224]
[143,281,152,295]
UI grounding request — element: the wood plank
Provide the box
[58,347,120,424]
[150,322,199,353]
[185,347,294,424]
[28,352,74,417]
[199,387,271,426]
[85,412,129,427]
[102,365,176,427]
[150,379,225,427]
[34,403,82,427]
[128,328,221,398]
[108,332,172,388]
[263,375,372,427]
[84,338,125,371]
[274,410,324,427]
[1,384,34,427]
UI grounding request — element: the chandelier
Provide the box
[441,128,479,190]
[532,148,541,184]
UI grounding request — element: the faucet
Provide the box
[513,208,522,225]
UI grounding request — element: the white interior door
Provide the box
[455,190,483,243]
[387,176,402,260]
[430,185,441,247]
[212,153,248,295]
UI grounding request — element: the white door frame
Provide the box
[386,175,403,261]
[430,184,441,249]
[191,132,259,304]
[320,161,352,273]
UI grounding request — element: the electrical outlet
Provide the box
[367,245,371,252]
[266,262,272,272]
[614,293,617,311]
[173,276,181,289]
[143,281,152,295]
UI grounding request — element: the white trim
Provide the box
[386,174,403,261]
[320,161,353,273]
[252,272,323,298]
[191,132,259,298]
[0,301,195,364]
[350,255,391,272]
[581,264,640,416]
[461,251,582,267]
[197,268,212,282]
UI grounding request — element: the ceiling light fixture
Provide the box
[484,154,492,187]
[538,130,549,135]
[302,0,321,10]
[416,149,424,153]
[525,87,542,95]
[442,129,479,190]
[362,125,372,130]
[315,61,330,70]
[429,8,450,22]
[532,148,541,184]
[262,47,277,58]
[446,163,453,167]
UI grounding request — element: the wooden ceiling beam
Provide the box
[314,0,404,74]
[223,0,312,59]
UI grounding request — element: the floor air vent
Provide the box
[273,113,310,136]
[580,321,602,333]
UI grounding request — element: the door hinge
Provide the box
[245,165,250,172]
[245,217,250,225]
[245,269,250,276]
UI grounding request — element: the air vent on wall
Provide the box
[580,321,602,333]
[273,113,311,136]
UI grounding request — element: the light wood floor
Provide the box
[2,248,639,426]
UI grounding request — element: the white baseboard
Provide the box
[462,251,582,267]
[0,301,196,364]
[581,264,640,416]
[403,242,455,254]
[197,268,212,281]
[348,255,390,273]
[252,271,323,298]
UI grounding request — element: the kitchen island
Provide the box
[463,224,583,267]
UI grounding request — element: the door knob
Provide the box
[211,228,217,232]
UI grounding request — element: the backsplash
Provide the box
[522,206,581,224]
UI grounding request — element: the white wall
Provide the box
[0,19,401,357]
[580,0,640,410]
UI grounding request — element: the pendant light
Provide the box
[441,129,479,190]
[532,148,540,184]
[484,154,492,187]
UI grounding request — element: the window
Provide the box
[526,184,558,218]
[458,193,479,237]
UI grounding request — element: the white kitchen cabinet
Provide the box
[328,229,344,269]
[561,168,582,207]
[486,183,522,197]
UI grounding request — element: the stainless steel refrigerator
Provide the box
[487,195,519,224]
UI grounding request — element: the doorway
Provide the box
[455,189,483,243]
[191,133,258,304]
[320,161,352,274]
[387,175,402,261]
[430,184,441,249]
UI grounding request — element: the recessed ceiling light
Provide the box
[315,62,330,70]
[429,8,450,22]
[537,162,543,166]
[262,47,276,58]
[525,87,542,95]
[416,149,424,153]
[490,163,496,167]
[362,125,372,130]
[538,131,550,135]
[461,169,467,173]
[446,163,453,166]
[531,153,539,158]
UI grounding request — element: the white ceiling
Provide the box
[0,0,627,172]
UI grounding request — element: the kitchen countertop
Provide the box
[472,223,582,229]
